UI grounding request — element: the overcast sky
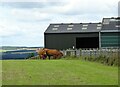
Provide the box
[0,0,119,47]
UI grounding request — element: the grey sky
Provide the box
[0,0,119,47]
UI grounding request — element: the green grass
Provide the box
[0,50,6,52]
[2,60,118,85]
[0,61,2,86]
[0,50,15,52]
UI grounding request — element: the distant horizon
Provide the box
[1,45,44,47]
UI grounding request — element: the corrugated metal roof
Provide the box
[101,17,120,32]
[45,23,101,33]
[45,17,120,33]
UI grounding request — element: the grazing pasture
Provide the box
[2,59,118,85]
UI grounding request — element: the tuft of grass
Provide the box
[2,60,118,85]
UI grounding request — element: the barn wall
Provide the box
[101,32,120,48]
[44,33,99,50]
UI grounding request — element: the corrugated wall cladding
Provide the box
[101,32,120,48]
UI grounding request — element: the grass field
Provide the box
[2,60,118,85]
[0,50,7,52]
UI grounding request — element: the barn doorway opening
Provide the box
[76,37,99,49]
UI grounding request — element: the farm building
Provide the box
[44,17,120,50]
[101,17,120,48]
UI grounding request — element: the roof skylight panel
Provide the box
[103,19,110,24]
[83,25,88,27]
[97,27,101,29]
[52,28,58,30]
[54,25,59,27]
[115,25,120,28]
[82,27,87,30]
[97,24,102,26]
[67,28,72,30]
[68,25,74,27]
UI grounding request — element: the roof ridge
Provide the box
[50,22,101,25]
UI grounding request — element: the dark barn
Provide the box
[100,17,120,48]
[44,23,101,50]
[44,17,120,50]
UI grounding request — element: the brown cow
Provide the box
[36,48,63,60]
[36,48,47,59]
[45,49,63,59]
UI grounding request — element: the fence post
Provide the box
[61,48,118,66]
[80,49,82,57]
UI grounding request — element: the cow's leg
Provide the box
[53,55,55,59]
[40,55,43,59]
[39,55,42,59]
[44,55,47,60]
[54,55,58,59]
[48,56,50,60]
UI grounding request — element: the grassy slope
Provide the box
[0,61,2,86]
[0,50,5,52]
[2,60,118,85]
